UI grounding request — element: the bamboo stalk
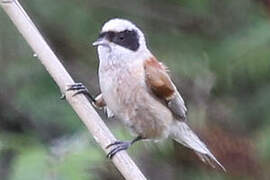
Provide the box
[0,1,147,179]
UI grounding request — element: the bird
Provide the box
[65,18,225,171]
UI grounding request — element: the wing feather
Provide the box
[144,57,187,121]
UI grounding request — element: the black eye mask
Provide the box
[98,30,139,51]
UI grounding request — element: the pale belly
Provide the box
[99,66,173,139]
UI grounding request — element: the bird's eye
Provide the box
[119,34,125,41]
[109,29,139,51]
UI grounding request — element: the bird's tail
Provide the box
[170,121,226,172]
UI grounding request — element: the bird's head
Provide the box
[93,18,149,62]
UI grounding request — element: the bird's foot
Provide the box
[60,82,95,102]
[105,136,143,159]
[106,141,132,159]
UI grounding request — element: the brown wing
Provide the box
[144,57,187,121]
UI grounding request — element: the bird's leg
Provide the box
[60,82,96,103]
[106,136,143,159]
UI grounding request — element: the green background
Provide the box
[1,0,270,179]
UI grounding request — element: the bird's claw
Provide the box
[60,83,96,102]
[106,141,131,159]
[60,83,84,100]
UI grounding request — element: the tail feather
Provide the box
[170,122,226,172]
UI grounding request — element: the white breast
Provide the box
[98,47,146,125]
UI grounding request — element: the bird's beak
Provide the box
[92,38,108,47]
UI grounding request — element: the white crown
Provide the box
[101,18,138,33]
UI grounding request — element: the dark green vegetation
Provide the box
[1,0,270,179]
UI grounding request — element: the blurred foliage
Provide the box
[1,0,270,179]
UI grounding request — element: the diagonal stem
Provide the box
[0,1,147,180]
